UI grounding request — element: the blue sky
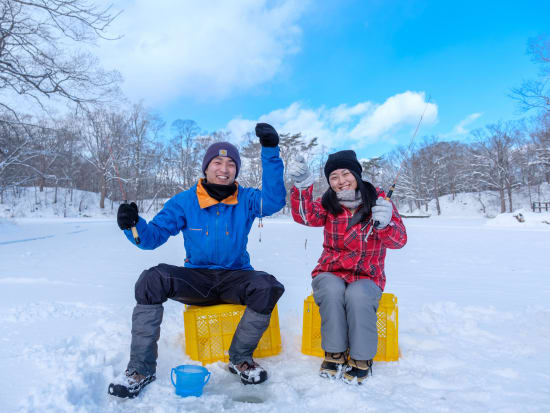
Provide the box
[98,0,550,159]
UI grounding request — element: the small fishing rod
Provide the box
[106,137,141,245]
[366,95,432,237]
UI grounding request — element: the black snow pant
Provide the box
[127,264,285,376]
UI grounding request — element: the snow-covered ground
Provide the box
[1,211,550,412]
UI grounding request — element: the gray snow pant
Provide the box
[312,272,382,361]
[228,308,271,365]
[127,304,163,376]
[127,264,284,376]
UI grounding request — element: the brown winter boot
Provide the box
[319,351,347,379]
[342,358,373,384]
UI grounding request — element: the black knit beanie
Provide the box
[324,150,362,182]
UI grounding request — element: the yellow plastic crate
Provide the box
[301,293,399,362]
[183,304,281,365]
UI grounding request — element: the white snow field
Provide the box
[1,213,550,413]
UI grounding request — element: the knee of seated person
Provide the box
[248,279,285,315]
[262,278,285,302]
[314,274,346,300]
[134,268,165,305]
[255,273,284,291]
[268,274,284,291]
[344,280,379,306]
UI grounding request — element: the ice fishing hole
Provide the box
[232,394,266,404]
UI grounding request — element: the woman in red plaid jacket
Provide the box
[288,150,407,384]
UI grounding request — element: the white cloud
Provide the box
[443,112,483,137]
[350,91,437,141]
[227,102,336,146]
[226,91,438,149]
[226,118,256,144]
[327,102,372,124]
[98,0,307,104]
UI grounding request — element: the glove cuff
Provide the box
[260,137,279,147]
[294,173,315,189]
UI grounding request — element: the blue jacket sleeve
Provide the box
[123,195,186,249]
[248,146,286,217]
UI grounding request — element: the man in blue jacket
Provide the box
[108,123,286,398]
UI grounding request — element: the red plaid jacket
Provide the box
[290,185,407,291]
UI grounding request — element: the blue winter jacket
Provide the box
[123,146,286,270]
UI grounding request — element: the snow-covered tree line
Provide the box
[0,1,548,215]
[0,105,322,211]
[367,115,550,215]
[3,105,548,215]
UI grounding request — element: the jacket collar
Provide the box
[196,178,239,209]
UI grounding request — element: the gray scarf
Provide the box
[336,189,362,209]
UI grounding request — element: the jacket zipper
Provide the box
[215,206,219,263]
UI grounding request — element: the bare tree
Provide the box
[445,141,470,199]
[415,137,452,215]
[361,157,383,187]
[54,115,83,205]
[124,103,164,204]
[79,106,128,208]
[0,0,121,117]
[511,34,550,114]
[171,119,201,189]
[386,145,429,213]
[470,123,522,213]
[0,115,39,198]
[238,133,262,188]
[529,113,550,184]
[0,0,121,201]
[29,119,60,193]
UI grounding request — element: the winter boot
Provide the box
[228,360,268,385]
[319,352,347,379]
[108,369,155,398]
[342,358,372,385]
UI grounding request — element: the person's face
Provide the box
[329,168,357,192]
[205,156,237,185]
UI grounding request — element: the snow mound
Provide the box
[486,209,550,228]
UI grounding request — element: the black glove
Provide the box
[117,202,139,230]
[255,123,279,147]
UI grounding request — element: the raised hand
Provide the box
[255,123,279,147]
[288,155,314,189]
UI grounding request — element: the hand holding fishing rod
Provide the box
[369,95,432,232]
[117,202,141,244]
[371,199,393,229]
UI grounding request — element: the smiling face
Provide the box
[204,156,237,185]
[328,168,357,192]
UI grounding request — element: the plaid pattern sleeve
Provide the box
[290,185,327,227]
[374,200,407,249]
